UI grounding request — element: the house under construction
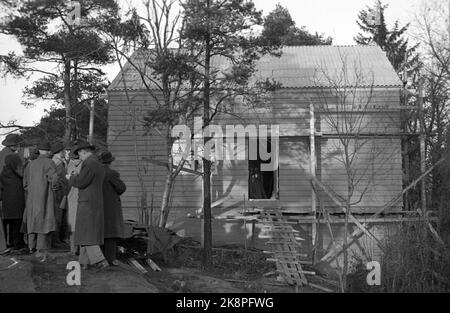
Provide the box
[107,45,409,269]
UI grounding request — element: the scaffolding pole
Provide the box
[418,78,427,213]
[310,103,318,263]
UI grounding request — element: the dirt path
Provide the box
[0,247,332,293]
[0,252,159,293]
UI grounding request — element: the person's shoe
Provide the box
[110,260,120,267]
[94,260,109,271]
[35,251,44,258]
[10,247,28,255]
[0,248,11,255]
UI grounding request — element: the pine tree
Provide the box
[355,0,419,76]
[262,4,332,46]
[0,0,120,144]
[181,0,279,268]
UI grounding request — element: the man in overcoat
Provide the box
[51,141,68,245]
[0,134,22,172]
[66,145,82,254]
[0,134,22,253]
[0,154,26,251]
[68,141,108,270]
[99,151,126,265]
[23,139,59,261]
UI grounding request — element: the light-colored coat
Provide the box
[69,155,105,246]
[67,159,82,233]
[23,155,59,234]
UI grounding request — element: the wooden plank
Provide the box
[310,102,318,262]
[142,157,204,176]
[312,177,382,247]
[321,157,447,263]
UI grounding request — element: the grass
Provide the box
[379,221,450,293]
[346,220,450,293]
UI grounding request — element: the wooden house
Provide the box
[107,45,403,250]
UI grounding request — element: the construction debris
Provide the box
[128,258,148,274]
[146,258,162,272]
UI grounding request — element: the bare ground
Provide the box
[0,241,336,293]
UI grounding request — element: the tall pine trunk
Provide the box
[203,0,213,268]
[63,58,72,145]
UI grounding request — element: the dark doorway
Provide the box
[248,138,279,200]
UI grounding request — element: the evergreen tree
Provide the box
[181,0,279,267]
[355,0,419,76]
[262,4,332,46]
[0,0,119,144]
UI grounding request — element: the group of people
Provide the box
[0,134,127,270]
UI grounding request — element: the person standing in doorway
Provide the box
[0,154,26,252]
[23,139,59,262]
[67,141,108,270]
[99,151,126,266]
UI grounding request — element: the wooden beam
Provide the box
[418,78,427,214]
[142,157,204,176]
[311,177,382,247]
[320,157,447,264]
[417,209,445,246]
[310,103,318,262]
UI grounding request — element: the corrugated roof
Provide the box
[108,45,402,91]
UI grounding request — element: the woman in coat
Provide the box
[23,140,59,261]
[0,154,26,250]
[99,151,126,266]
[66,150,82,254]
[68,141,108,270]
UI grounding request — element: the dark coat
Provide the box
[23,155,59,234]
[0,147,15,176]
[103,165,126,239]
[69,154,105,246]
[0,154,25,220]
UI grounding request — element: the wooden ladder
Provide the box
[261,208,309,287]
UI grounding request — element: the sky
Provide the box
[0,0,422,143]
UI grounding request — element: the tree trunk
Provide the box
[63,58,72,145]
[342,194,351,293]
[159,172,175,228]
[203,0,213,269]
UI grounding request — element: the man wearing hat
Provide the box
[67,141,108,270]
[0,134,22,174]
[23,139,59,261]
[0,154,26,252]
[99,151,126,266]
[0,134,22,254]
[51,141,68,246]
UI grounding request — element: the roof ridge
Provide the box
[282,44,380,48]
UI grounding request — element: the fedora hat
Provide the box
[51,141,65,154]
[72,140,95,156]
[2,134,22,147]
[37,139,52,151]
[99,151,115,164]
